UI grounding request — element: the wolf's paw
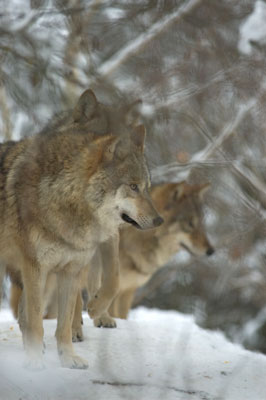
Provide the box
[60,353,88,369]
[94,314,116,328]
[72,326,84,342]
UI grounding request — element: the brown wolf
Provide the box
[0,89,162,369]
[10,181,214,339]
[5,87,144,318]
[83,181,214,327]
[108,181,214,320]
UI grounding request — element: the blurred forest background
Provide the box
[1,0,266,354]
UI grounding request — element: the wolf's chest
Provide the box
[34,235,97,272]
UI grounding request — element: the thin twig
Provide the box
[152,95,266,214]
[192,99,257,161]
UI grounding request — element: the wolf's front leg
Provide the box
[56,268,88,369]
[21,262,46,370]
[72,290,84,342]
[87,235,120,319]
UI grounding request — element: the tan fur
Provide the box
[14,180,214,336]
[109,181,214,318]
[10,284,22,319]
[1,89,162,369]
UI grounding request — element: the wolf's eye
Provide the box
[130,184,138,191]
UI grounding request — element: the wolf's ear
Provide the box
[73,89,98,122]
[197,183,210,199]
[130,124,146,152]
[173,181,187,200]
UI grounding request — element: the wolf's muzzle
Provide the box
[121,213,141,228]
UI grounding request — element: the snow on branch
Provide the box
[152,94,266,219]
[192,99,257,162]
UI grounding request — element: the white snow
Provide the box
[0,307,266,400]
[103,7,126,20]
[238,0,266,55]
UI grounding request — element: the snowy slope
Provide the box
[0,307,266,400]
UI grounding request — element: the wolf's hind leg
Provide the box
[18,290,27,338]
[116,289,135,319]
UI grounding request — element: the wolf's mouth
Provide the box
[121,213,141,229]
[180,242,195,256]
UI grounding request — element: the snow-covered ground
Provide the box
[0,307,266,400]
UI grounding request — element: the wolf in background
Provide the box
[108,181,214,320]
[0,89,162,369]
[83,180,214,328]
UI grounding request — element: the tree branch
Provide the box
[98,0,202,77]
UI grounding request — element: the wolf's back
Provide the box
[0,140,16,173]
[0,139,28,216]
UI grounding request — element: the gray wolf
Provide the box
[2,88,142,309]
[85,181,214,326]
[10,181,214,338]
[108,181,214,319]
[0,89,162,369]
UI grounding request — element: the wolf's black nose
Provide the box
[206,247,215,256]
[153,216,164,227]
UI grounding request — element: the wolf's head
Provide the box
[152,181,214,257]
[41,88,142,141]
[72,89,142,136]
[86,126,163,231]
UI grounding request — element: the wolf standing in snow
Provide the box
[0,90,162,369]
[9,180,214,339]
